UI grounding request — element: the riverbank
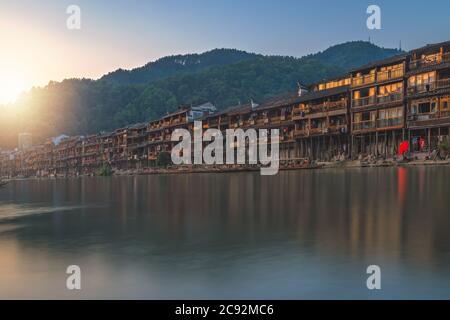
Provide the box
[112,158,450,176]
[2,157,450,181]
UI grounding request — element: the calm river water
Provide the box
[1,167,450,299]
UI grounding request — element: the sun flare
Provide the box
[0,69,31,105]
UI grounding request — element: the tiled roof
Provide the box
[350,54,408,72]
[296,85,349,103]
[255,92,299,111]
[410,40,450,53]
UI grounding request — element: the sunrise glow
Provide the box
[0,68,30,104]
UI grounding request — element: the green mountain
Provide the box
[0,41,404,148]
[100,49,260,85]
[312,41,403,70]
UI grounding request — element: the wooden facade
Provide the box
[406,42,450,153]
[350,55,407,158]
[293,79,351,160]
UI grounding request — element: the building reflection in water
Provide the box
[1,167,450,298]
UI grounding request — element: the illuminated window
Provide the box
[441,96,450,110]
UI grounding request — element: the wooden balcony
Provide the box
[409,52,450,70]
[376,69,404,82]
[376,93,403,105]
[292,108,308,119]
[327,100,347,111]
[280,132,294,142]
[352,74,376,87]
[309,127,328,135]
[352,96,376,108]
[407,78,450,95]
[376,118,403,129]
[255,119,266,126]
[353,118,403,132]
[309,103,327,113]
[408,111,450,122]
[328,124,348,133]
[307,100,347,115]
[352,120,376,132]
[353,93,402,108]
[269,116,282,123]
[293,129,309,137]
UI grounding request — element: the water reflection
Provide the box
[0,167,450,299]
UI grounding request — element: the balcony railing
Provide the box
[309,104,326,113]
[440,110,450,118]
[326,100,347,111]
[293,108,308,117]
[309,127,327,135]
[352,74,376,87]
[352,96,376,108]
[377,69,404,82]
[353,93,403,108]
[269,116,282,123]
[409,52,450,70]
[328,124,347,133]
[377,92,403,104]
[352,120,376,131]
[407,110,450,121]
[294,129,308,137]
[407,78,450,95]
[407,112,439,121]
[377,118,403,128]
[308,100,347,114]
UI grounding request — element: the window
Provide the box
[362,112,371,122]
[422,53,441,64]
[390,109,397,118]
[431,101,437,113]
[409,72,436,86]
[441,97,450,110]
[419,103,430,114]
[378,82,403,96]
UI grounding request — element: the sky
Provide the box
[1,0,450,104]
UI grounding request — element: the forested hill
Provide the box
[100,49,260,86]
[0,41,403,148]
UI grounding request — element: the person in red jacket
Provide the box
[399,141,409,157]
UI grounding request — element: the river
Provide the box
[1,167,450,299]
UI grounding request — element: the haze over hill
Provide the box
[0,41,403,148]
